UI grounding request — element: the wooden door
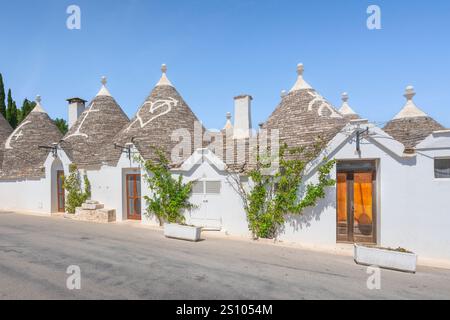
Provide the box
[126,174,142,220]
[352,172,375,243]
[336,162,376,244]
[57,170,65,213]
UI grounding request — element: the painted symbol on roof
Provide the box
[307,92,342,119]
[124,97,178,132]
[64,103,100,140]
[5,121,31,149]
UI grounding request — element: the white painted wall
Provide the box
[178,159,250,236]
[1,126,449,263]
[277,126,450,261]
[0,151,71,214]
[0,178,50,213]
[79,150,144,222]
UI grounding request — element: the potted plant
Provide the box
[354,244,417,273]
[141,149,201,242]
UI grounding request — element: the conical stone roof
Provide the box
[61,77,130,168]
[114,65,205,164]
[0,96,63,180]
[263,64,348,155]
[383,86,444,149]
[0,112,13,169]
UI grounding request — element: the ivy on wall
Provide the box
[235,143,336,239]
[140,149,195,226]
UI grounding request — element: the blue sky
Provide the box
[0,0,449,129]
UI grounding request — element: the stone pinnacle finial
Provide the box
[226,112,231,120]
[290,63,312,92]
[101,76,107,86]
[404,85,416,100]
[156,64,173,87]
[342,92,349,102]
[32,94,46,113]
[297,63,304,75]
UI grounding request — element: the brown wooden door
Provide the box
[57,170,65,213]
[336,162,376,244]
[126,174,141,220]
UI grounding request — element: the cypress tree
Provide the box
[10,101,18,128]
[6,89,13,125]
[0,73,6,118]
[6,90,18,128]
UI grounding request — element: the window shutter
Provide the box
[192,181,205,194]
[205,181,221,194]
[435,159,450,179]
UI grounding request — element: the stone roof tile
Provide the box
[61,78,130,168]
[0,97,63,180]
[114,65,205,165]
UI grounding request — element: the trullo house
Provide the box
[0,64,449,264]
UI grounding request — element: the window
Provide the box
[435,158,450,179]
[191,181,222,194]
[205,181,221,194]
[192,181,204,194]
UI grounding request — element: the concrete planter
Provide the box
[164,223,202,242]
[354,244,417,273]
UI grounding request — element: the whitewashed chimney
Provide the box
[233,95,253,139]
[67,97,86,129]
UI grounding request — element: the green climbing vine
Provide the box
[63,164,91,214]
[140,149,195,226]
[238,143,336,239]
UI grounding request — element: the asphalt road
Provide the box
[0,211,449,300]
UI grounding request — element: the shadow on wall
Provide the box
[283,186,337,233]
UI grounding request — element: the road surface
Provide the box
[0,211,449,299]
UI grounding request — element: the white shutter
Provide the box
[205,181,221,194]
[192,181,204,194]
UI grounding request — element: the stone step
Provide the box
[98,208,115,214]
[85,200,99,205]
[81,203,104,210]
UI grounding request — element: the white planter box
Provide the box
[354,244,417,273]
[164,223,202,242]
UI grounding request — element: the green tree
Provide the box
[18,99,35,123]
[6,90,18,128]
[54,118,68,135]
[0,73,6,118]
[6,89,13,124]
